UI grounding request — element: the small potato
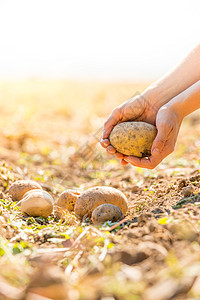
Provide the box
[55,189,80,212]
[109,121,157,157]
[92,203,124,225]
[9,180,42,202]
[21,190,54,218]
[74,186,128,219]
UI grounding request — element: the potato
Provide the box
[109,121,157,157]
[23,189,45,198]
[21,190,54,218]
[92,203,124,225]
[9,180,42,201]
[74,186,128,219]
[55,189,80,212]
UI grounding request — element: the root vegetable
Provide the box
[9,180,42,202]
[74,186,128,219]
[92,203,124,225]
[55,189,80,212]
[21,190,54,218]
[23,189,44,198]
[109,121,157,157]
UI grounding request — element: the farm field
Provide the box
[0,80,200,300]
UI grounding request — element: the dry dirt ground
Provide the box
[0,80,200,300]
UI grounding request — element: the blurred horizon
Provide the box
[0,0,199,81]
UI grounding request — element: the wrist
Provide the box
[164,95,185,122]
[169,80,200,119]
[142,84,172,110]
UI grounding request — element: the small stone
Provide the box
[138,213,153,224]
[182,186,194,198]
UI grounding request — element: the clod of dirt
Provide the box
[74,186,128,219]
[137,213,154,225]
[181,186,194,197]
[109,121,157,157]
[25,265,69,300]
[168,220,198,242]
[91,203,124,225]
[21,189,54,218]
[178,179,188,189]
[0,191,5,199]
[111,248,149,265]
[144,276,196,300]
[8,180,42,201]
[55,189,80,212]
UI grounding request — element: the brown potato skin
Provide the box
[55,190,80,212]
[8,180,42,201]
[109,121,157,157]
[21,190,54,218]
[74,186,128,219]
[92,203,124,225]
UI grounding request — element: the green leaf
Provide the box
[12,243,23,254]
[158,217,169,225]
[0,248,5,256]
[107,242,114,249]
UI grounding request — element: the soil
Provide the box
[0,80,200,300]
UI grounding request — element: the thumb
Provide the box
[151,125,168,155]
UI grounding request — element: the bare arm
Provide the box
[144,42,200,108]
[168,79,200,119]
[101,43,200,147]
[124,80,200,169]
[101,43,200,168]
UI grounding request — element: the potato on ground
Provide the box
[74,186,128,219]
[8,180,42,201]
[21,190,54,218]
[109,121,157,157]
[92,203,124,225]
[22,188,44,198]
[55,189,80,212]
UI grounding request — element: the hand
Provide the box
[123,104,183,169]
[100,93,161,165]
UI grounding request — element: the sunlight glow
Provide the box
[0,0,199,80]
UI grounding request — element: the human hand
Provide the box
[123,104,183,168]
[100,93,160,165]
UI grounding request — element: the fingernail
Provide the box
[152,148,160,154]
[104,141,110,147]
[100,138,109,146]
[107,148,115,153]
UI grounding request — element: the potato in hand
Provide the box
[109,121,157,157]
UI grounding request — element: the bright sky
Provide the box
[0,0,199,80]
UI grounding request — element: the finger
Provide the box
[102,129,111,140]
[151,123,172,154]
[124,156,137,166]
[124,154,163,169]
[121,159,129,166]
[103,108,121,139]
[115,152,124,159]
[106,145,116,155]
[100,138,110,148]
[124,156,153,169]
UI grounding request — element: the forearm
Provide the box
[142,43,200,108]
[167,80,200,119]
